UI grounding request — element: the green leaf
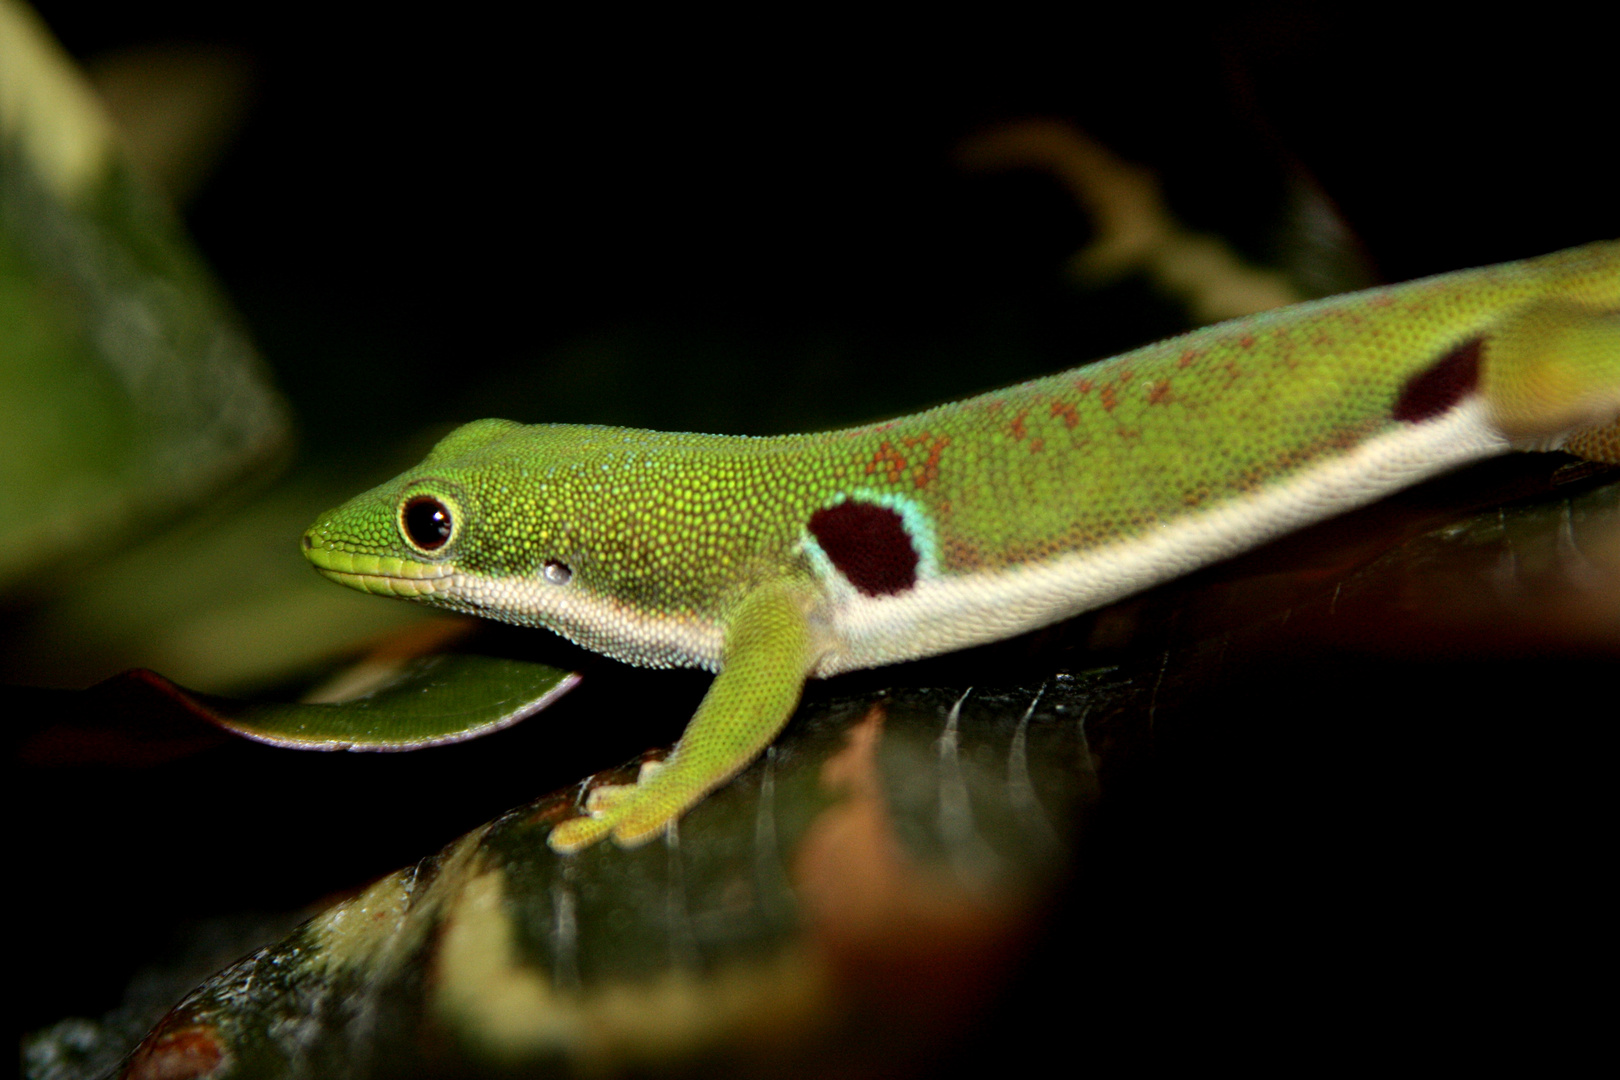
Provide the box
[101,656,580,751]
[0,4,288,594]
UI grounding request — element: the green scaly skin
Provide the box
[304,241,1620,851]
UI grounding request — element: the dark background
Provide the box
[33,2,1619,446]
[19,0,1618,1068]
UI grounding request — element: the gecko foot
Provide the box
[548,761,673,853]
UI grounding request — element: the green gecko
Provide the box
[303,241,1620,853]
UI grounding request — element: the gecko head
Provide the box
[300,418,590,620]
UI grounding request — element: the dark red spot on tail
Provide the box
[809,501,918,596]
[1393,337,1483,423]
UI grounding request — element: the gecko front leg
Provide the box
[548,579,821,852]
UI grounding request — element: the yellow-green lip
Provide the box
[304,547,455,597]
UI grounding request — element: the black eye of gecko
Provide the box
[543,560,572,585]
[402,496,453,551]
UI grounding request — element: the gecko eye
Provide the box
[402,496,454,551]
[543,560,572,585]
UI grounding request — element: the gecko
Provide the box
[302,240,1620,853]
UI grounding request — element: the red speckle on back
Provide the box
[1392,337,1483,423]
[1009,412,1028,440]
[1239,334,1256,349]
[1029,436,1046,453]
[1177,348,1200,368]
[1099,385,1118,412]
[809,501,919,596]
[901,432,949,488]
[1147,380,1174,405]
[1075,378,1094,396]
[866,441,908,483]
[1050,400,1079,428]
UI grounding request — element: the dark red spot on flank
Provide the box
[809,501,918,596]
[1393,337,1483,423]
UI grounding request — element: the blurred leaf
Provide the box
[956,118,1375,335]
[0,473,445,693]
[0,0,287,594]
[87,43,255,207]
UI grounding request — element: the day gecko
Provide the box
[303,241,1620,852]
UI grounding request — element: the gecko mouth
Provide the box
[303,548,456,598]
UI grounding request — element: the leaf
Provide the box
[111,680,1103,1079]
[207,655,582,750]
[0,4,288,594]
[82,656,582,752]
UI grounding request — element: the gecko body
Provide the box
[304,241,1620,851]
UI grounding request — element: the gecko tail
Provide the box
[1480,298,1620,455]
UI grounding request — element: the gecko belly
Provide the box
[811,398,1512,676]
